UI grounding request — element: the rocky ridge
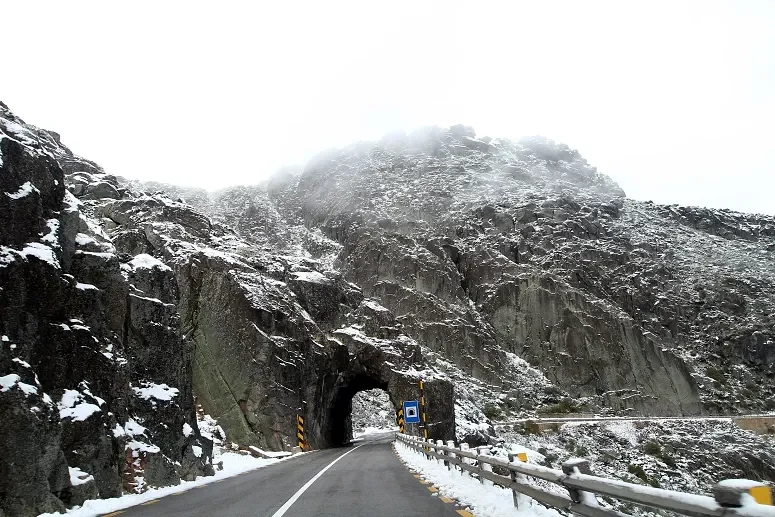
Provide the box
[2,103,774,514]
[0,102,455,515]
[0,102,213,515]
[168,124,774,418]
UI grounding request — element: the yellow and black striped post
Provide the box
[397,409,405,434]
[296,414,305,450]
[419,380,428,443]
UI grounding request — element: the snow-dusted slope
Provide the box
[0,102,213,515]
[3,100,774,515]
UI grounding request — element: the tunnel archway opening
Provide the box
[325,373,395,447]
[351,389,396,438]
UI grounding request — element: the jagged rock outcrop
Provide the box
[131,124,773,420]
[291,128,774,416]
[0,103,211,515]
[2,97,773,514]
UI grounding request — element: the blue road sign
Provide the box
[403,400,420,424]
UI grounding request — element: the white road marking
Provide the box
[270,444,365,517]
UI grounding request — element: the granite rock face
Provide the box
[2,98,773,513]
[289,129,773,417]
[0,103,211,515]
[136,125,774,425]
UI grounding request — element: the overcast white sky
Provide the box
[3,1,774,214]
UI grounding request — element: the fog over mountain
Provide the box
[3,1,774,215]
[2,100,774,514]
[2,2,775,515]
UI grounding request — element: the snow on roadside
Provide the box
[40,450,303,517]
[354,426,398,438]
[394,439,563,517]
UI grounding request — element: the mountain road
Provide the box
[110,433,463,517]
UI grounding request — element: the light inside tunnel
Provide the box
[324,374,396,446]
[351,388,396,437]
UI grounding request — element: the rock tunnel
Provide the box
[301,330,456,450]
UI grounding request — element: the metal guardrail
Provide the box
[395,433,775,517]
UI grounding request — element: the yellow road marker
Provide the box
[173,491,188,496]
[456,511,475,517]
[413,474,421,478]
[420,480,430,484]
[750,486,773,505]
[440,496,455,504]
[427,486,439,493]
[140,499,159,506]
[102,512,125,517]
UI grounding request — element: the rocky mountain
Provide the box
[167,124,774,417]
[1,102,774,514]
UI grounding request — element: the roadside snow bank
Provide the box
[394,439,563,517]
[40,450,302,517]
[354,426,398,438]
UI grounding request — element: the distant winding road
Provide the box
[112,433,462,517]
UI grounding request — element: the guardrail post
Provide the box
[562,459,598,508]
[508,452,529,508]
[477,446,492,486]
[446,440,455,471]
[436,439,446,467]
[460,443,471,477]
[714,479,773,507]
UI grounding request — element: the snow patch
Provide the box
[132,382,179,403]
[38,450,299,517]
[0,374,38,396]
[129,253,172,272]
[58,389,101,421]
[41,219,60,245]
[12,358,31,368]
[75,233,96,246]
[291,270,331,284]
[127,440,160,454]
[21,242,60,268]
[605,421,639,446]
[0,374,21,392]
[124,418,147,436]
[362,299,390,312]
[5,181,39,199]
[69,466,94,486]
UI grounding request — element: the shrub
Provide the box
[706,366,725,383]
[659,452,677,469]
[628,463,648,483]
[643,441,661,455]
[628,464,660,488]
[538,397,578,415]
[483,402,502,420]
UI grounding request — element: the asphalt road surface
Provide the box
[114,432,463,517]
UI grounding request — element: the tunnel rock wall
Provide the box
[93,177,457,453]
[304,324,455,448]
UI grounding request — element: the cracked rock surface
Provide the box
[2,103,774,514]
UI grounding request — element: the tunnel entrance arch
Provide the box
[324,373,395,446]
[297,326,456,450]
[304,356,456,449]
